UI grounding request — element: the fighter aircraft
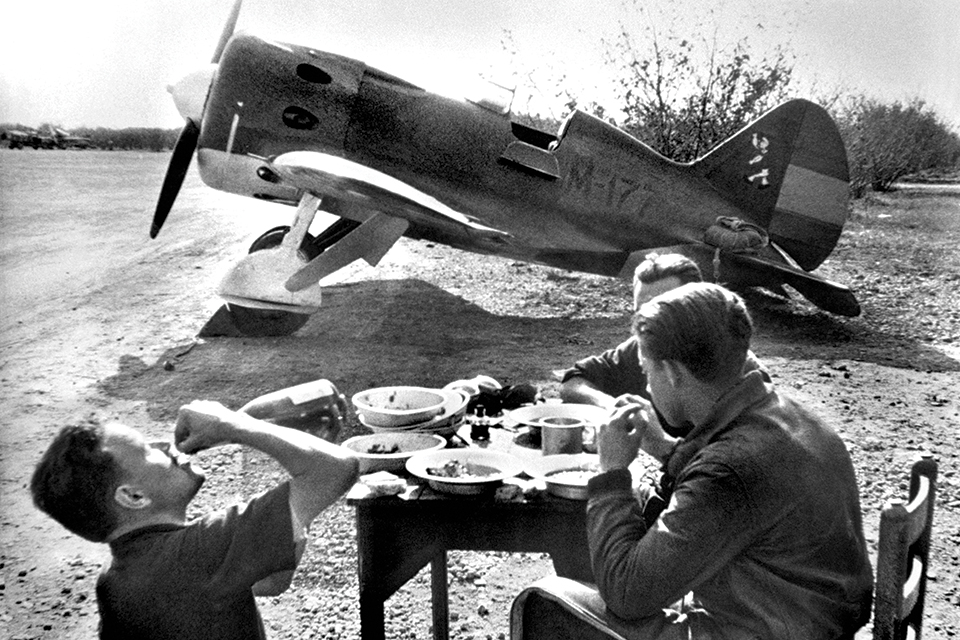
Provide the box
[2,125,91,149]
[52,127,93,149]
[151,1,861,336]
[2,126,55,149]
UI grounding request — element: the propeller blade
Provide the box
[151,119,200,239]
[211,0,242,63]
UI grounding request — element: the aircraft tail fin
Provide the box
[695,99,849,271]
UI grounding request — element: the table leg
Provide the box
[359,594,385,640]
[431,551,449,640]
[356,505,385,640]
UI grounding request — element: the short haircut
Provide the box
[633,282,752,383]
[633,252,703,288]
[30,422,121,543]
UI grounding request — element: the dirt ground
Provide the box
[1,153,958,639]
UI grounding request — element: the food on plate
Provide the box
[546,467,599,485]
[367,442,402,454]
[427,459,500,479]
[381,391,413,410]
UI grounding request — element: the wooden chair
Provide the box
[872,453,938,640]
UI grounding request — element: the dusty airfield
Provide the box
[1,150,958,639]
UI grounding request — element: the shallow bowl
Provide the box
[525,453,602,500]
[358,388,469,437]
[342,432,447,474]
[353,386,447,428]
[406,448,524,495]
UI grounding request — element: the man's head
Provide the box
[632,283,753,428]
[632,252,703,309]
[31,422,204,543]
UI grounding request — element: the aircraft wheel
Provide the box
[248,225,321,259]
[226,226,321,336]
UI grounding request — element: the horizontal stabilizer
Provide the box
[629,243,860,317]
[726,251,860,316]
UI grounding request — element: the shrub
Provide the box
[832,97,960,197]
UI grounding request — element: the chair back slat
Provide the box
[872,454,938,640]
[900,557,923,620]
[904,477,931,544]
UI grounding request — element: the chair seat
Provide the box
[510,577,703,640]
[510,576,631,640]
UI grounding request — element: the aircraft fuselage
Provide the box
[197,34,745,277]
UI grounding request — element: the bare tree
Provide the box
[599,8,794,161]
[500,3,795,163]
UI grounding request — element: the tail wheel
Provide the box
[226,226,321,336]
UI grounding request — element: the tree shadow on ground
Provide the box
[98,279,959,428]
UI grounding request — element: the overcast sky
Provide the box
[1,0,957,130]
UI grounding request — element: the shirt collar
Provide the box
[109,522,185,551]
[666,369,773,477]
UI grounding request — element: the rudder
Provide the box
[696,99,849,271]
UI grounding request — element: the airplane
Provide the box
[2,126,55,149]
[2,125,91,149]
[52,127,93,149]
[151,1,861,336]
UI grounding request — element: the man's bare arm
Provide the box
[560,377,617,409]
[175,401,359,538]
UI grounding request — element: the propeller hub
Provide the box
[168,64,217,124]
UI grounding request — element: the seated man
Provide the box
[30,399,359,640]
[558,252,703,410]
[588,283,873,639]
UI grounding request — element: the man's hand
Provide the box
[174,400,243,454]
[613,393,646,408]
[597,400,679,471]
[597,405,645,472]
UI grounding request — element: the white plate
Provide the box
[508,403,610,429]
[341,432,447,474]
[406,449,524,495]
[524,453,602,500]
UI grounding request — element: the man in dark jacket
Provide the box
[588,282,873,639]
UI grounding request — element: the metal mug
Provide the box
[540,416,585,455]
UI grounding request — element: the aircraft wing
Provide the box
[269,151,512,247]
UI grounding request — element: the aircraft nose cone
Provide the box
[169,64,217,123]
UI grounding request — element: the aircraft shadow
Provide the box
[98,279,958,427]
[740,288,959,372]
[99,279,626,424]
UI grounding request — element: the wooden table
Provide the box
[346,425,597,640]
